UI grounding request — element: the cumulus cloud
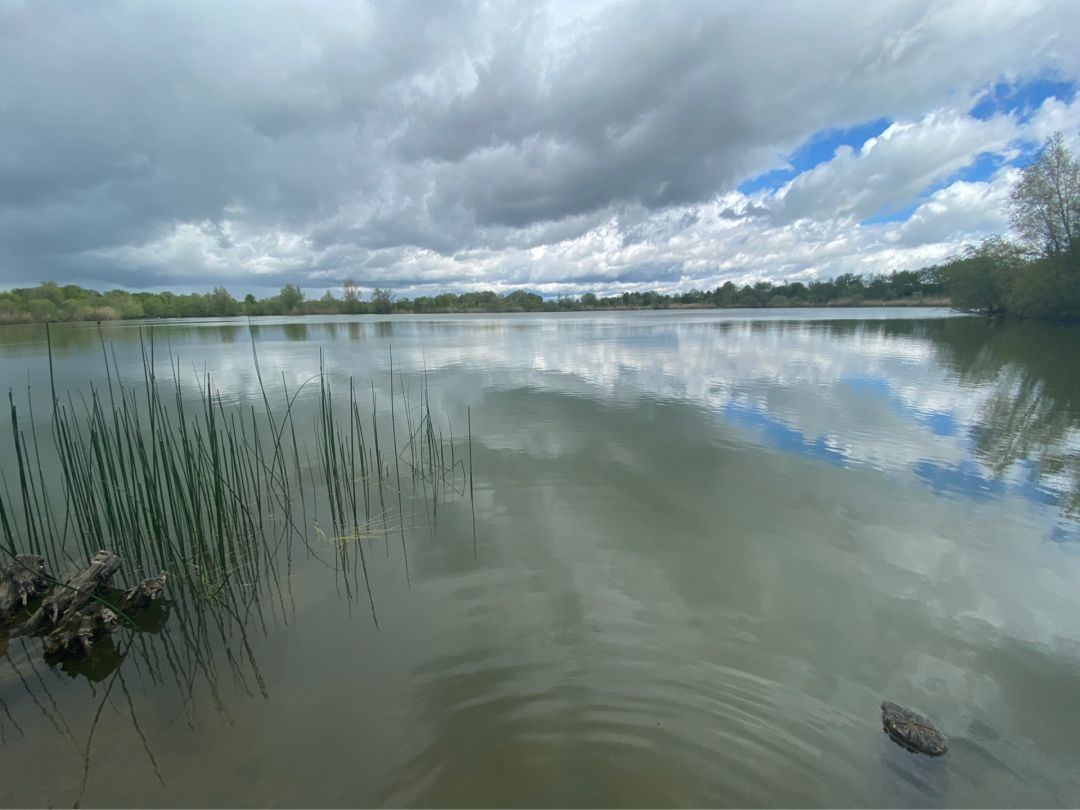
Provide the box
[769,110,1020,224]
[1,0,1079,295]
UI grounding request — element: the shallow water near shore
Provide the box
[1,308,1079,807]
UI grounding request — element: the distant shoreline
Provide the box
[0,274,951,324]
[598,299,950,311]
[0,298,958,327]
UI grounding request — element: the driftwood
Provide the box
[121,573,169,612]
[5,551,168,663]
[43,605,119,660]
[21,550,121,635]
[0,554,49,620]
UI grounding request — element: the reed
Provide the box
[0,326,473,616]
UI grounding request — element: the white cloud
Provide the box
[771,109,1020,224]
[1027,96,1080,149]
[1,0,1079,294]
[894,172,1014,246]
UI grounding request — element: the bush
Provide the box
[1007,260,1080,320]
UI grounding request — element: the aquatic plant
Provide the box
[0,325,475,617]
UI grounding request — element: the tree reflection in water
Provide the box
[889,317,1080,522]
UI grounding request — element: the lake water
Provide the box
[1,308,1079,807]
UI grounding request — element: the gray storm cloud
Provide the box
[1,0,1078,294]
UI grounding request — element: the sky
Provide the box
[2,0,1080,299]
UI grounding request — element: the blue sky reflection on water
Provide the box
[718,360,1077,547]
[722,401,850,467]
[844,374,960,437]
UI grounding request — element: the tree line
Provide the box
[0,270,946,325]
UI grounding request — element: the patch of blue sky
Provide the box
[722,401,849,466]
[743,78,1075,203]
[737,117,891,194]
[737,167,798,196]
[970,76,1077,122]
[843,374,958,436]
[866,78,1078,222]
[860,200,921,226]
[935,150,1008,186]
[962,76,1078,172]
[860,151,1008,225]
[1006,126,1077,169]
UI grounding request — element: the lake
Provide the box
[1,308,1079,807]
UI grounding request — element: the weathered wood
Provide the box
[0,554,49,621]
[121,572,168,612]
[20,551,121,635]
[6,551,168,662]
[43,604,118,660]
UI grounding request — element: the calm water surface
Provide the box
[1,309,1079,807]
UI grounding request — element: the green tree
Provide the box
[505,290,544,311]
[371,287,393,314]
[342,279,360,309]
[210,286,239,316]
[1009,132,1080,261]
[943,237,1026,315]
[36,281,64,303]
[314,289,340,314]
[277,284,304,314]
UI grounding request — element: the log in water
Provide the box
[0,554,49,620]
[3,551,167,661]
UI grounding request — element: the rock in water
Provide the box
[881,701,947,756]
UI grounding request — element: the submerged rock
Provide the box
[881,701,947,756]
